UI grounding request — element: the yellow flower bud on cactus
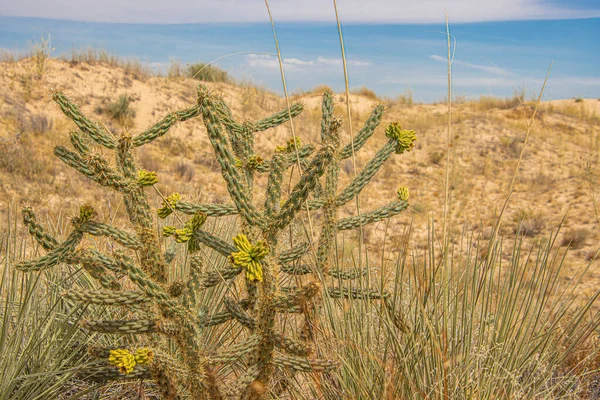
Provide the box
[108,349,136,375]
[136,169,158,186]
[188,212,207,231]
[230,234,269,282]
[235,158,243,168]
[79,204,95,222]
[247,155,264,170]
[397,187,410,202]
[162,226,176,237]
[275,137,302,153]
[157,193,181,219]
[385,122,417,154]
[134,348,154,366]
[174,228,193,243]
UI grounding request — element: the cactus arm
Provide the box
[208,335,262,364]
[273,144,334,231]
[320,90,335,142]
[131,106,200,147]
[182,255,203,309]
[21,207,59,251]
[280,264,312,275]
[113,252,185,319]
[79,222,142,249]
[82,319,158,334]
[339,104,385,159]
[330,268,367,279]
[69,131,90,155]
[16,230,83,271]
[278,241,310,264]
[223,297,256,330]
[264,154,286,219]
[253,103,304,132]
[335,140,396,206]
[272,334,312,356]
[198,86,265,228]
[68,249,121,290]
[63,289,148,305]
[192,230,237,256]
[54,146,98,181]
[327,287,390,300]
[336,200,409,231]
[198,266,243,288]
[175,201,238,217]
[53,92,118,149]
[273,354,336,373]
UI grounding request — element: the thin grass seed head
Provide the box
[137,169,158,186]
[157,192,181,219]
[230,234,269,282]
[385,122,417,154]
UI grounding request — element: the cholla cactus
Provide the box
[17,85,414,399]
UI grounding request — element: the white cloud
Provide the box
[429,55,508,75]
[2,0,600,24]
[246,54,370,69]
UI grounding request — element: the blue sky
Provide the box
[0,1,598,102]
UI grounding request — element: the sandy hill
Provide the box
[0,57,599,280]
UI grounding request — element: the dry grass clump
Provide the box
[513,208,546,237]
[561,227,591,249]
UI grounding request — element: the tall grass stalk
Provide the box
[333,0,364,268]
[313,225,600,399]
[0,208,93,400]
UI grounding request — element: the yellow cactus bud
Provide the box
[79,204,96,222]
[136,169,158,186]
[108,349,136,375]
[188,212,207,231]
[230,234,269,282]
[275,137,302,153]
[397,187,410,202]
[134,348,154,366]
[247,155,264,169]
[162,226,176,237]
[157,193,181,219]
[174,228,193,243]
[385,122,417,154]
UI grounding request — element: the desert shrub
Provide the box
[29,113,53,135]
[187,62,230,83]
[513,208,545,237]
[174,160,195,182]
[429,150,445,165]
[561,227,590,249]
[96,94,136,125]
[0,142,48,179]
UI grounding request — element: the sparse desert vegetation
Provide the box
[1,48,600,399]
